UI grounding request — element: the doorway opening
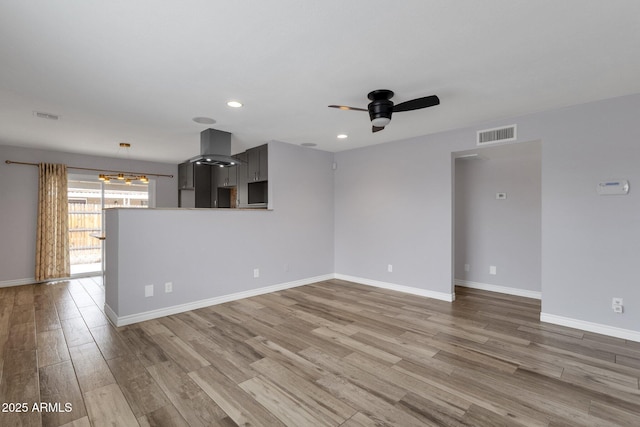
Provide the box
[68,175,152,276]
[452,141,542,300]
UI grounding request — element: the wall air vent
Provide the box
[477,124,517,145]
[33,111,60,120]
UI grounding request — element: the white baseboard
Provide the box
[0,277,36,288]
[334,274,455,302]
[540,312,640,343]
[105,274,335,327]
[455,279,541,300]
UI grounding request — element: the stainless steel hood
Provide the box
[188,128,243,167]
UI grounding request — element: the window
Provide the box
[68,175,153,275]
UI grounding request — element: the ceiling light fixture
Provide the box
[227,101,243,108]
[99,142,148,184]
[337,134,348,139]
[98,173,148,184]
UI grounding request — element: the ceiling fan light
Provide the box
[371,117,391,127]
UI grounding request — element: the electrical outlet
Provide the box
[387,264,393,273]
[496,193,507,200]
[464,264,470,272]
[145,284,154,297]
[612,297,623,307]
[489,266,497,275]
[253,268,260,278]
[165,282,173,293]
[613,305,624,314]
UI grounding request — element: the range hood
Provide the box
[188,128,243,167]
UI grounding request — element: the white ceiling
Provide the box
[1,1,639,163]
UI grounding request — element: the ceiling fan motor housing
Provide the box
[367,89,394,125]
[368,99,394,124]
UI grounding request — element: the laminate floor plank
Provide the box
[239,375,327,426]
[298,346,407,403]
[118,325,170,367]
[60,316,94,349]
[344,351,470,413]
[147,361,228,427]
[251,357,357,423]
[149,331,210,373]
[2,277,640,426]
[316,373,432,427]
[138,404,190,427]
[35,306,61,332]
[39,360,87,426]
[59,416,91,427]
[84,383,139,427]
[0,370,41,427]
[68,341,116,394]
[245,336,330,381]
[37,328,70,367]
[189,365,286,427]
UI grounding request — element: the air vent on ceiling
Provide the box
[33,111,60,120]
[477,124,517,145]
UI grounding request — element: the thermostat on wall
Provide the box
[597,179,629,195]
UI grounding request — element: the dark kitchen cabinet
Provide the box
[178,162,194,190]
[235,152,248,207]
[178,162,212,208]
[216,165,237,188]
[247,144,268,182]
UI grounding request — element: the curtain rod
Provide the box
[5,160,174,178]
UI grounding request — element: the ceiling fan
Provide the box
[329,89,440,133]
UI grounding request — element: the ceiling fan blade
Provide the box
[372,125,385,133]
[328,105,368,112]
[392,95,440,113]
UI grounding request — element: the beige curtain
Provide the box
[35,163,70,281]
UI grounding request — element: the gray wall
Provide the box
[4,93,640,337]
[454,142,541,292]
[335,93,640,335]
[0,144,178,284]
[334,130,471,296]
[106,140,335,317]
[539,95,640,331]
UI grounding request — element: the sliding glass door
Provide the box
[68,175,152,276]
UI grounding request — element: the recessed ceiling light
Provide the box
[301,143,317,147]
[193,117,216,124]
[337,134,348,139]
[227,101,243,108]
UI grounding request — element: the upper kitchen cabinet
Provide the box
[247,144,268,182]
[178,162,212,208]
[216,164,238,188]
[178,162,194,190]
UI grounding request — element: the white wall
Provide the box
[454,141,541,295]
[0,144,178,285]
[105,141,335,323]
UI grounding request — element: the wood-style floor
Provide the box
[1,277,639,426]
